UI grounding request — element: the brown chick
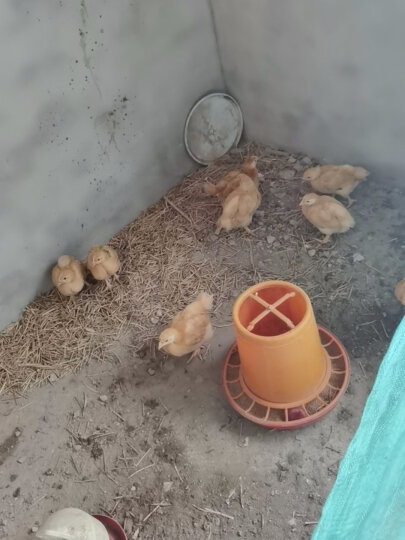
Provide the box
[51,255,85,297]
[204,156,259,202]
[395,280,405,305]
[300,193,355,244]
[216,175,261,233]
[158,292,213,361]
[86,245,120,288]
[302,164,369,207]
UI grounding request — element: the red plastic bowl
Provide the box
[92,514,127,540]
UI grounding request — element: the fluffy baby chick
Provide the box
[302,164,369,207]
[158,292,213,361]
[395,280,405,305]
[216,175,261,233]
[51,255,85,297]
[204,156,259,202]
[300,193,355,244]
[86,245,120,288]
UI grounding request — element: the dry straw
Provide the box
[0,143,352,395]
[0,146,259,394]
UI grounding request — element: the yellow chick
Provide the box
[216,175,261,233]
[300,193,355,244]
[86,245,120,287]
[302,164,369,207]
[158,292,213,361]
[204,156,259,203]
[51,255,85,297]
[395,280,405,305]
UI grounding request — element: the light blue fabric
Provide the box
[313,316,405,540]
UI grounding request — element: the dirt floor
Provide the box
[0,144,404,540]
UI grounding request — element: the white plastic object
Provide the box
[36,508,109,540]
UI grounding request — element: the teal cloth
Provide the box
[313,317,405,540]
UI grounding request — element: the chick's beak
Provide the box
[158,341,164,350]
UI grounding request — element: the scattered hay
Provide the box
[0,147,256,394]
[0,143,356,395]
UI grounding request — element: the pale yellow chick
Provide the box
[51,255,85,297]
[158,292,213,361]
[395,280,405,305]
[302,164,369,207]
[204,156,259,203]
[216,175,261,233]
[300,193,355,244]
[86,245,120,288]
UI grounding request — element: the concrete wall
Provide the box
[211,0,405,174]
[0,0,223,328]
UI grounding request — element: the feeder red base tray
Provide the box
[93,515,127,540]
[222,326,350,430]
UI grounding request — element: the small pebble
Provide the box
[288,518,297,527]
[302,156,312,165]
[17,457,26,464]
[163,481,173,493]
[308,249,316,257]
[99,395,108,403]
[147,368,156,376]
[353,252,365,262]
[74,444,82,451]
[31,526,39,533]
[239,436,249,447]
[266,235,276,245]
[150,317,158,324]
[279,168,295,180]
[156,310,162,317]
[48,373,58,383]
[15,429,22,437]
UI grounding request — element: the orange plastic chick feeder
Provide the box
[222,281,350,429]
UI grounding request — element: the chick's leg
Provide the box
[244,226,254,235]
[105,277,112,289]
[187,348,201,364]
[346,196,355,208]
[316,234,331,244]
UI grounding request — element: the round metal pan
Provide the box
[184,92,243,165]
